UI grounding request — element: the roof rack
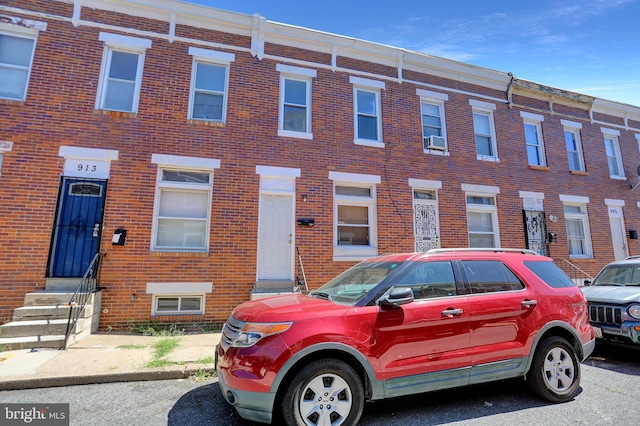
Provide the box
[625,255,640,260]
[426,248,542,256]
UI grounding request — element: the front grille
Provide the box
[220,316,245,350]
[589,304,623,325]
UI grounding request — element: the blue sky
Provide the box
[186,0,640,107]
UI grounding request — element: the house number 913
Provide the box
[77,164,98,172]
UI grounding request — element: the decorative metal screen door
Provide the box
[523,210,547,256]
[49,178,107,277]
[414,201,440,252]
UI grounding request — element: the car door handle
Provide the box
[441,308,463,317]
[521,299,538,309]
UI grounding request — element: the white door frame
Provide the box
[255,166,300,281]
[606,200,628,261]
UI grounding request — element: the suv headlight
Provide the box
[232,322,293,348]
[629,304,640,320]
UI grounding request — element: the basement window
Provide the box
[153,295,203,315]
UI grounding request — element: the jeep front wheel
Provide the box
[527,336,580,403]
[281,358,364,426]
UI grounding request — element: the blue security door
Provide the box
[49,178,107,277]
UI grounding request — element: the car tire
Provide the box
[527,336,581,403]
[281,358,364,426]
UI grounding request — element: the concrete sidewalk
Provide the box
[0,332,220,391]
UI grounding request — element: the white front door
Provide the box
[609,215,628,261]
[257,194,294,280]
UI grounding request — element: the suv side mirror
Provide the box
[378,287,414,308]
[583,279,592,286]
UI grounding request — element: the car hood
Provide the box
[581,285,640,304]
[231,293,351,323]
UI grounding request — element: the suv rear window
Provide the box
[462,260,525,293]
[524,261,575,288]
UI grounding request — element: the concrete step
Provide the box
[23,291,96,307]
[13,305,72,321]
[0,334,66,350]
[0,319,78,338]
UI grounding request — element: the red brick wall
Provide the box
[1,2,639,329]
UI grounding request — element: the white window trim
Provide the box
[0,141,13,179]
[521,112,546,167]
[187,47,235,123]
[471,100,498,162]
[0,24,40,102]
[601,128,625,179]
[562,201,593,259]
[419,90,449,155]
[150,154,220,252]
[277,64,316,139]
[562,120,585,172]
[635,134,640,153]
[330,171,380,261]
[350,76,384,148]
[463,184,500,248]
[95,33,151,113]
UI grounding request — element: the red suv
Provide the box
[216,249,595,425]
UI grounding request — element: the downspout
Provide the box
[506,72,515,109]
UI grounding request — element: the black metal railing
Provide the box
[555,258,594,286]
[62,253,102,349]
[295,247,308,293]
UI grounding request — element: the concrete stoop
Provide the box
[250,280,300,300]
[0,291,102,351]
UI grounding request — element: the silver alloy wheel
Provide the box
[543,346,575,393]
[298,372,353,426]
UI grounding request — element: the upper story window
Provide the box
[560,195,592,259]
[602,128,624,179]
[350,76,384,148]
[562,120,585,172]
[470,100,498,162]
[0,141,12,179]
[150,154,220,252]
[0,24,40,101]
[188,47,235,123]
[96,33,151,113]
[277,64,316,139]
[521,112,546,167]
[329,171,380,260]
[418,89,448,154]
[463,184,500,248]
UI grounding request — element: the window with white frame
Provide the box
[188,47,234,122]
[0,26,38,101]
[463,184,500,248]
[521,112,546,166]
[96,33,151,113]
[330,172,380,260]
[151,154,219,252]
[602,128,624,178]
[418,89,448,153]
[153,295,203,315]
[350,76,384,147]
[471,100,498,161]
[563,202,592,258]
[562,120,585,172]
[277,64,315,138]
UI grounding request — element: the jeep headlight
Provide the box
[232,322,293,348]
[629,304,640,320]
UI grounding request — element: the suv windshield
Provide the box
[592,264,640,286]
[310,260,404,305]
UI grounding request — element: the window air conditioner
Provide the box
[424,135,447,151]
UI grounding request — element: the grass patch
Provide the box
[195,356,215,364]
[130,322,185,337]
[118,344,146,350]
[192,368,215,382]
[153,337,181,359]
[146,359,175,368]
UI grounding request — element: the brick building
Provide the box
[1,0,640,332]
